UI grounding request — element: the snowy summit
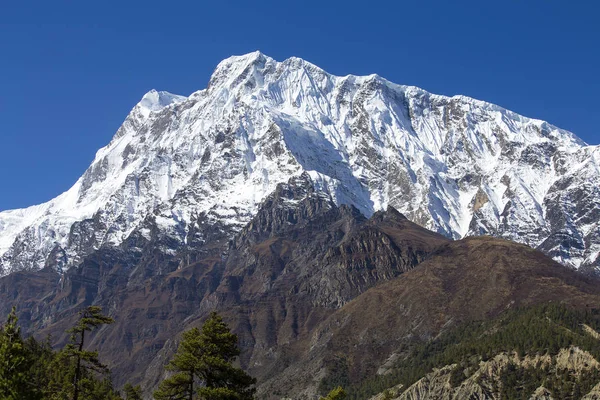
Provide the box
[0,51,599,275]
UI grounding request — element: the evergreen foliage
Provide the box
[123,383,144,400]
[319,386,347,400]
[5,302,600,400]
[154,311,256,400]
[0,307,39,399]
[343,303,600,400]
[0,308,258,400]
[24,335,55,397]
[53,305,116,400]
[318,356,350,395]
[0,305,122,400]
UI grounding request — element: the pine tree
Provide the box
[154,311,256,400]
[320,386,347,400]
[24,335,55,398]
[59,305,115,400]
[123,383,143,400]
[381,389,394,400]
[0,307,39,399]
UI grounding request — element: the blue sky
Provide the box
[1,0,598,211]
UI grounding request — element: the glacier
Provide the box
[1,51,598,275]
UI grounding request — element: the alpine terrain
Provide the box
[1,52,600,399]
[0,51,599,276]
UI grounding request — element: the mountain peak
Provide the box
[218,50,267,66]
[208,51,273,87]
[0,53,599,276]
[137,89,186,116]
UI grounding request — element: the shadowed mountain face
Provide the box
[1,176,599,399]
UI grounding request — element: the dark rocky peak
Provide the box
[234,173,337,246]
[222,184,452,311]
[369,205,408,224]
[337,203,366,220]
[365,205,449,250]
[270,172,320,202]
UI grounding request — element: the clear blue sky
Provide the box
[1,0,598,211]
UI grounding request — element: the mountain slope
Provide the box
[2,178,600,399]
[0,176,450,396]
[266,235,600,398]
[362,304,600,400]
[1,51,599,276]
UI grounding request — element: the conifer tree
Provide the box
[59,305,115,400]
[0,307,39,399]
[154,311,256,400]
[25,335,55,398]
[123,383,143,400]
[320,386,347,400]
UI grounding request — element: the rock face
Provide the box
[224,173,448,309]
[1,52,599,276]
[583,383,600,400]
[3,177,600,399]
[370,347,599,400]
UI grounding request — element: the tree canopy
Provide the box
[0,307,258,400]
[154,311,256,400]
[0,305,121,400]
[320,386,347,400]
[0,307,38,399]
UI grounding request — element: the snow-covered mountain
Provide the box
[1,51,599,276]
